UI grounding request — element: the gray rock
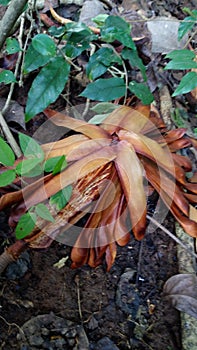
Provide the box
[79,0,107,26]
[29,335,44,346]
[147,17,188,53]
[17,313,89,349]
[94,337,120,350]
[116,269,140,318]
[60,0,84,5]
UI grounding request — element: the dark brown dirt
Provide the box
[0,213,181,350]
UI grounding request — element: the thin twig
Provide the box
[75,275,83,322]
[0,315,25,337]
[147,215,197,260]
[2,13,25,113]
[0,111,22,157]
[0,0,28,51]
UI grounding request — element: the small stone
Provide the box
[60,0,84,5]
[29,335,44,346]
[116,269,140,317]
[41,327,49,336]
[65,327,77,338]
[79,0,107,26]
[94,337,120,350]
[147,17,188,53]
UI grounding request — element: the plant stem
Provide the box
[0,0,28,51]
[0,111,22,157]
[147,214,197,260]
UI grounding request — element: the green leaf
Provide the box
[25,57,70,121]
[32,34,56,57]
[129,81,154,105]
[0,0,11,5]
[23,44,52,74]
[89,103,119,124]
[90,102,119,114]
[88,113,111,124]
[178,16,196,40]
[86,47,121,80]
[172,71,197,96]
[19,133,44,160]
[5,37,21,54]
[165,49,196,60]
[52,155,67,175]
[80,77,126,101]
[165,50,197,70]
[0,137,15,166]
[16,158,43,176]
[63,22,96,44]
[0,70,17,84]
[15,212,37,239]
[22,163,44,178]
[0,169,16,187]
[92,14,109,26]
[48,26,67,38]
[50,185,72,211]
[44,156,65,173]
[35,203,55,222]
[100,15,135,50]
[63,43,86,59]
[121,48,147,81]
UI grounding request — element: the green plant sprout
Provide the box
[0,15,153,122]
[164,8,197,96]
[0,135,72,239]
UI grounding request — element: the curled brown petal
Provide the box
[44,108,110,139]
[115,141,147,240]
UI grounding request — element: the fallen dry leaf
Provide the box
[163,274,197,319]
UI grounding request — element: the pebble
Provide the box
[17,313,89,349]
[116,269,140,318]
[94,337,120,350]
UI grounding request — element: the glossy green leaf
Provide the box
[32,34,56,57]
[80,78,126,101]
[100,15,135,49]
[121,48,147,81]
[21,163,44,178]
[44,156,66,173]
[23,44,52,74]
[16,158,43,176]
[35,203,55,222]
[63,43,87,59]
[178,16,196,40]
[165,50,197,70]
[165,49,196,60]
[52,155,67,175]
[50,185,72,211]
[0,137,15,166]
[89,103,119,124]
[172,71,197,96]
[92,14,109,26]
[0,169,16,187]
[88,113,110,124]
[15,212,37,239]
[63,22,96,44]
[5,37,21,54]
[129,81,154,104]
[90,102,119,114]
[0,0,10,5]
[0,70,17,84]
[19,133,44,160]
[48,26,67,38]
[25,57,70,121]
[86,47,121,80]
